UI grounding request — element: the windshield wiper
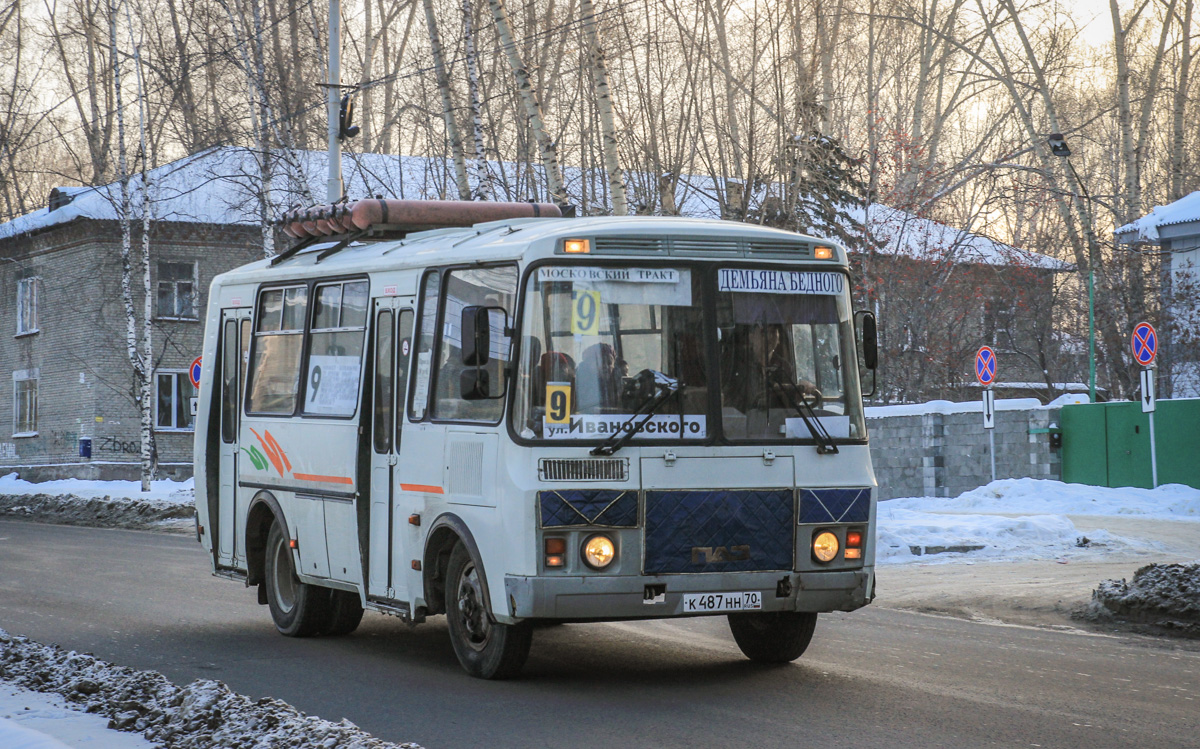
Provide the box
[768,369,839,455]
[591,369,681,456]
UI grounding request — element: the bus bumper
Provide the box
[501,568,873,622]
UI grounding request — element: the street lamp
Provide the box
[1047,133,1097,403]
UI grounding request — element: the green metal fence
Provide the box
[1061,398,1200,489]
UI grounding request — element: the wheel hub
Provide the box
[272,538,297,613]
[456,562,491,651]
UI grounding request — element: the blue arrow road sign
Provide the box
[975,346,997,386]
[1131,322,1157,366]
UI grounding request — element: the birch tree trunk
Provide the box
[423,0,471,200]
[1170,0,1193,202]
[248,0,274,257]
[110,0,151,490]
[132,37,156,490]
[462,0,491,199]
[581,0,626,214]
[488,0,568,205]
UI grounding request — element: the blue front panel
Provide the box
[540,490,638,528]
[643,490,795,574]
[799,488,871,524]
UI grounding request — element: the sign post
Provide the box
[976,346,998,483]
[1132,323,1158,488]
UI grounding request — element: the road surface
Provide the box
[0,520,1195,748]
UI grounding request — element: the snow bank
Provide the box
[0,474,193,503]
[1084,563,1200,636]
[876,506,1138,565]
[886,478,1200,520]
[0,629,423,749]
[865,397,1044,418]
[1,682,154,748]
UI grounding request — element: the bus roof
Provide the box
[211,216,848,290]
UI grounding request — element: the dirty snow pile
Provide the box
[0,628,423,749]
[878,479,1200,565]
[0,474,194,531]
[1083,563,1200,636]
[2,680,156,748]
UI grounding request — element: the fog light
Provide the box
[812,531,839,563]
[582,534,616,569]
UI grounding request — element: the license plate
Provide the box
[681,591,762,613]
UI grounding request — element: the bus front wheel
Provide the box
[444,543,533,679]
[727,611,817,663]
[264,521,330,637]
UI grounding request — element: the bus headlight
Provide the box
[812,531,840,563]
[582,534,616,569]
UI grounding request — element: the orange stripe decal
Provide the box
[293,473,354,485]
[400,483,445,494]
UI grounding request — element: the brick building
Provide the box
[0,147,1067,480]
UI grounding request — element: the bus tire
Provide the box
[727,611,817,663]
[444,543,533,679]
[264,520,331,637]
[323,590,365,636]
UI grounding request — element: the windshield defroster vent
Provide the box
[538,458,629,482]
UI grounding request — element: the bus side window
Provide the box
[409,271,440,420]
[221,319,238,442]
[304,280,369,417]
[373,310,394,453]
[432,265,518,422]
[395,309,414,446]
[247,286,308,414]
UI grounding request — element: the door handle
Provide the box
[388,454,398,466]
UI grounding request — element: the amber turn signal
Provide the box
[814,246,834,259]
[563,238,590,254]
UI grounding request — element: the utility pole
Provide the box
[327,0,342,202]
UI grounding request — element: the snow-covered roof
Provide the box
[1116,191,1200,242]
[0,146,1064,269]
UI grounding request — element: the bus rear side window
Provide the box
[247,286,308,414]
[304,280,368,417]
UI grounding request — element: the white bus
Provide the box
[194,201,880,679]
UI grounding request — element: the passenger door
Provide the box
[367,298,415,603]
[217,308,251,568]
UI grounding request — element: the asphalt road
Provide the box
[1,520,1196,749]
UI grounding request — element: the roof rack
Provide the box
[275,199,562,241]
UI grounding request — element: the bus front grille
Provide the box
[538,457,629,482]
[643,490,795,574]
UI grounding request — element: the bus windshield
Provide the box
[512,263,865,443]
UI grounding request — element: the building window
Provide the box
[13,370,38,436]
[155,371,197,430]
[157,262,197,319]
[16,277,38,335]
[984,300,1016,350]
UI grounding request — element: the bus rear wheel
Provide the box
[727,611,818,663]
[264,520,330,637]
[444,543,533,679]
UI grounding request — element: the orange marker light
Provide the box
[844,548,862,560]
[563,238,590,254]
[814,246,834,260]
[545,554,565,568]
[288,539,298,550]
[846,531,863,548]
[545,538,566,555]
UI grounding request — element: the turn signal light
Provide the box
[563,238,590,254]
[846,531,863,548]
[814,246,834,259]
[545,554,565,568]
[545,538,566,555]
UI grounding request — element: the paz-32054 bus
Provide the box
[193,199,880,679]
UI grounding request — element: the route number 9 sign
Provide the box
[571,290,601,335]
[545,382,572,424]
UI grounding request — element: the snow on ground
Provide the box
[0,474,193,504]
[1,682,155,748]
[0,474,195,531]
[0,630,423,749]
[879,479,1200,566]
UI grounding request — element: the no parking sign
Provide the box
[189,356,203,389]
[1131,322,1157,366]
[975,346,997,386]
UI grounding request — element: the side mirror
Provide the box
[860,311,878,370]
[460,367,491,400]
[461,306,491,366]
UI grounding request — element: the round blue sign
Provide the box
[975,346,997,386]
[189,356,203,388]
[1131,322,1157,366]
